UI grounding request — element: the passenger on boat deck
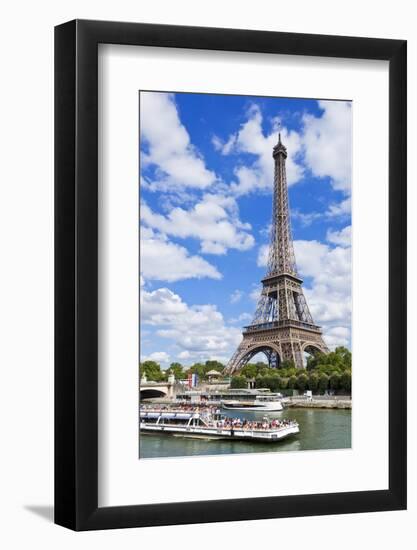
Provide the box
[140,404,297,431]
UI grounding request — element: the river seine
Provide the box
[139,407,351,459]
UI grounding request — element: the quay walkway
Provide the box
[284,397,351,409]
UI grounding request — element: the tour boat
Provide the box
[222,394,284,412]
[140,407,298,442]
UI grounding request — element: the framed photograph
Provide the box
[55,20,406,530]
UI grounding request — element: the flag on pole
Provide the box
[188,373,199,388]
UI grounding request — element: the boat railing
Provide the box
[140,407,298,433]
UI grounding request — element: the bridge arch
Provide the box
[140,388,168,400]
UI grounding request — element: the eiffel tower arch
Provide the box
[225,135,329,374]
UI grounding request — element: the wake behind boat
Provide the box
[222,394,284,411]
[140,406,298,442]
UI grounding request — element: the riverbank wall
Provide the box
[284,398,351,409]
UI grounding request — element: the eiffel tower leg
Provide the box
[281,341,304,369]
[280,343,293,365]
[224,341,251,375]
[269,350,280,369]
[292,342,303,369]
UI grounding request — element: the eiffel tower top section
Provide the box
[272,132,288,159]
[266,133,300,282]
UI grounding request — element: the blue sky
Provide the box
[139,91,352,367]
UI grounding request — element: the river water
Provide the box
[139,407,351,459]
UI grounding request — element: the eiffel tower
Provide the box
[225,134,329,373]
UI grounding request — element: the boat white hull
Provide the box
[222,402,284,412]
[140,422,297,442]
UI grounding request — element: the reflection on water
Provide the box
[139,407,351,459]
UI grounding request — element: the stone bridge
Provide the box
[139,380,175,400]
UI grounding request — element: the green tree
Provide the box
[263,376,280,392]
[288,375,297,390]
[306,354,317,370]
[261,367,280,378]
[275,377,285,390]
[308,373,319,393]
[140,360,164,382]
[329,372,341,391]
[240,363,258,379]
[280,359,296,370]
[255,375,278,392]
[166,362,184,380]
[340,371,352,393]
[318,373,330,394]
[278,377,288,390]
[257,366,271,377]
[187,362,206,379]
[296,373,309,392]
[255,376,263,389]
[335,346,352,370]
[204,360,224,373]
[279,366,298,378]
[230,375,247,389]
[186,361,225,379]
[306,346,351,372]
[314,362,343,377]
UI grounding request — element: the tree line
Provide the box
[139,359,225,382]
[230,346,352,394]
[140,346,352,394]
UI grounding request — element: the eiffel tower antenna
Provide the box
[225,134,329,373]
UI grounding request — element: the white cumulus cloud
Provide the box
[323,326,350,348]
[249,284,262,302]
[211,100,352,198]
[140,227,221,282]
[327,225,351,247]
[257,244,269,267]
[215,104,304,196]
[212,133,237,155]
[302,100,352,193]
[141,286,242,364]
[291,198,351,228]
[257,236,351,348]
[230,290,243,304]
[294,238,351,348]
[229,312,253,324]
[141,194,254,255]
[141,351,170,364]
[326,197,352,218]
[140,92,217,191]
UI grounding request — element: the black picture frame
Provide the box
[55,19,407,531]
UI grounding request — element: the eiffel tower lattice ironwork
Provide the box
[225,134,329,373]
